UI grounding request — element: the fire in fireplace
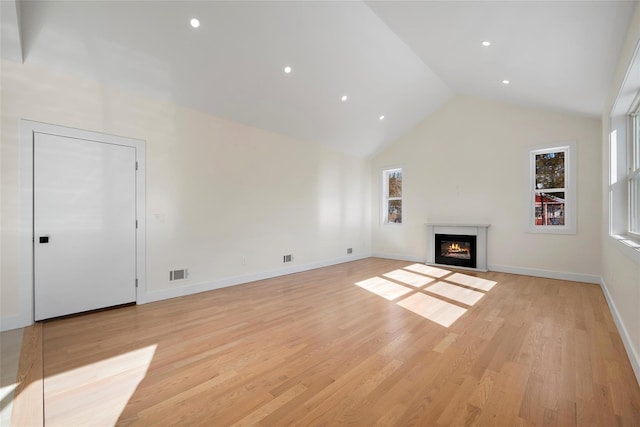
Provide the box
[434,234,477,268]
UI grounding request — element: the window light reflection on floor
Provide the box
[354,264,498,328]
[45,344,157,426]
[396,293,467,328]
[0,383,17,422]
[354,277,413,300]
[425,281,485,306]
[403,263,451,278]
[445,272,497,291]
[383,269,435,288]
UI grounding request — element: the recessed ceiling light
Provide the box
[379,115,385,121]
[284,66,292,74]
[502,79,510,85]
[481,41,491,47]
[190,18,200,28]
[341,95,348,102]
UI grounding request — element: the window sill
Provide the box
[610,234,640,264]
[526,224,576,235]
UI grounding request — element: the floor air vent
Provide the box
[169,268,188,281]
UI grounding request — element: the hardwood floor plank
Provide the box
[436,375,481,425]
[0,328,23,426]
[477,360,534,425]
[519,372,544,423]
[11,324,44,427]
[230,383,308,427]
[21,258,639,425]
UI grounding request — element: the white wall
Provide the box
[371,95,602,281]
[601,3,640,382]
[0,60,372,328]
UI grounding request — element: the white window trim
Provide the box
[525,141,577,234]
[382,167,403,226]
[629,110,640,237]
[608,113,640,263]
[609,39,640,264]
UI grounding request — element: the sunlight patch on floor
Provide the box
[45,344,157,426]
[355,264,499,328]
[404,263,451,278]
[0,383,17,402]
[446,272,497,291]
[383,269,435,288]
[354,277,413,300]
[0,383,18,422]
[425,281,485,306]
[0,327,23,426]
[397,293,467,327]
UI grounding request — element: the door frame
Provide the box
[19,120,146,326]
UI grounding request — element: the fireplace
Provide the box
[426,223,490,271]
[434,234,477,269]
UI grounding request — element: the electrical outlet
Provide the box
[283,254,293,263]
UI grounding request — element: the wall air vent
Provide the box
[169,268,188,281]
[283,254,293,263]
[347,248,353,254]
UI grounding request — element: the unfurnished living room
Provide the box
[1,1,640,426]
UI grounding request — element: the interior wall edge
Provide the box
[599,276,640,386]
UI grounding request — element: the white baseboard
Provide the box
[1,253,372,331]
[488,264,601,284]
[370,252,425,263]
[137,253,372,305]
[371,257,601,283]
[599,277,640,385]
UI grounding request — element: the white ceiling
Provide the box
[2,1,636,157]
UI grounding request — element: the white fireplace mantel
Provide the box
[425,223,490,272]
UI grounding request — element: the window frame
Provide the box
[382,167,403,225]
[526,142,577,234]
[608,40,640,263]
[629,109,640,236]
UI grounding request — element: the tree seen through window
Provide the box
[383,169,402,224]
[534,149,567,226]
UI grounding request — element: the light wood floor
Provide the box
[1,328,24,424]
[10,258,640,426]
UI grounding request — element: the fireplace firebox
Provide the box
[426,223,489,271]
[434,234,477,269]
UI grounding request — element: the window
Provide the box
[534,149,566,226]
[608,44,640,261]
[609,98,640,257]
[382,168,403,224]
[527,143,576,234]
[630,110,640,235]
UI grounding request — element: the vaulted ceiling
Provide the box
[1,1,636,157]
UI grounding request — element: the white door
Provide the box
[34,132,137,321]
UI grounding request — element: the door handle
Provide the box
[39,236,50,244]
